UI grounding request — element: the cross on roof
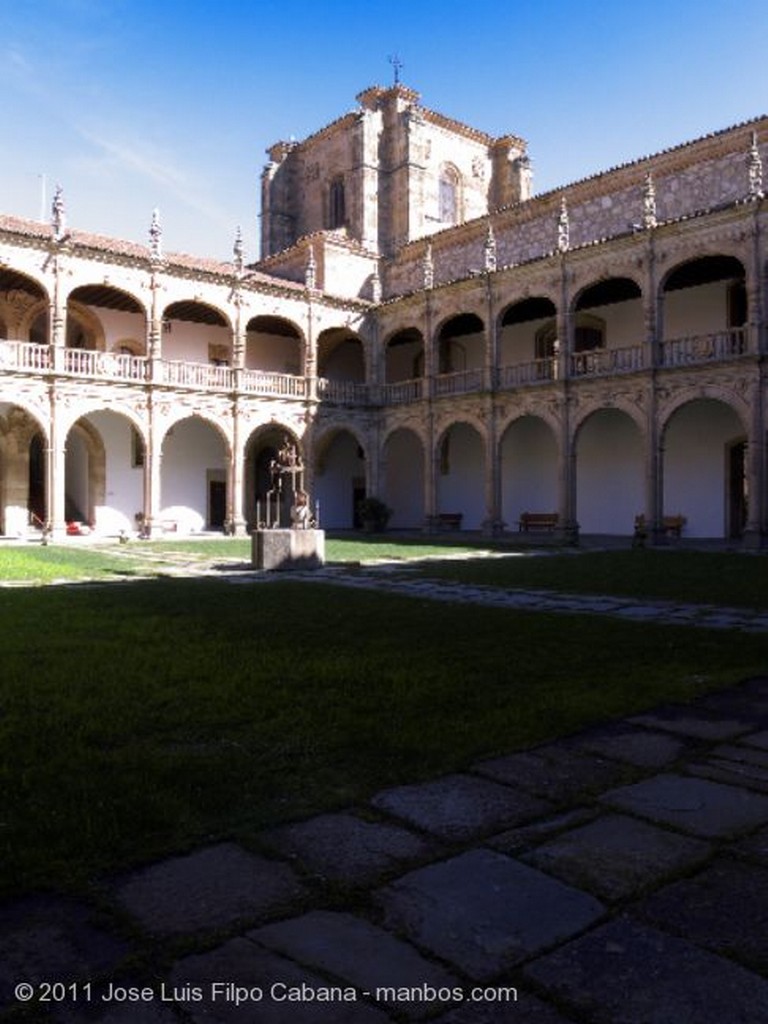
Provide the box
[388,54,404,85]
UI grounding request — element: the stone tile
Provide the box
[575,725,687,768]
[53,994,182,1023]
[732,823,768,864]
[258,811,439,886]
[524,916,768,1024]
[697,679,768,723]
[686,760,768,794]
[711,742,768,768]
[523,813,711,902]
[0,895,129,1009]
[252,910,460,1019]
[636,859,768,972]
[113,842,306,937]
[375,849,604,981]
[486,808,600,856]
[168,937,389,1023]
[432,991,574,1023]
[743,730,768,751]
[472,749,634,803]
[371,774,552,843]
[601,773,768,837]
[628,706,752,741]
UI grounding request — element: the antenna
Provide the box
[39,173,47,222]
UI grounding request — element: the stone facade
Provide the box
[1,87,767,543]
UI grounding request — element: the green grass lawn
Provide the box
[412,548,768,610]
[0,572,766,899]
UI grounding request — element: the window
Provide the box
[439,165,460,224]
[329,177,346,230]
[131,427,145,468]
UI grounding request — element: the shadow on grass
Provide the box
[1,575,766,899]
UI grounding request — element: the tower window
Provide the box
[329,177,346,229]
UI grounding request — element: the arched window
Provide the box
[329,177,346,230]
[439,165,461,224]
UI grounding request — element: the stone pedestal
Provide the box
[251,528,325,571]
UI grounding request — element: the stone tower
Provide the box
[260,84,531,260]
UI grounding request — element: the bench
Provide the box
[634,514,687,538]
[436,512,463,531]
[519,512,559,533]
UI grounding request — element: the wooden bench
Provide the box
[519,512,559,533]
[436,512,463,531]
[634,514,687,538]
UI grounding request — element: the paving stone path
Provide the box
[3,565,768,1022]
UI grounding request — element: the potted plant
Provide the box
[357,496,392,532]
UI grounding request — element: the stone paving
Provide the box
[3,566,768,1022]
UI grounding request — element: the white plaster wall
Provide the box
[576,410,644,534]
[88,308,146,350]
[314,431,364,528]
[386,340,422,381]
[500,417,558,526]
[500,318,550,364]
[320,341,365,382]
[384,430,424,528]
[436,423,485,529]
[246,332,301,373]
[663,283,727,338]
[664,400,742,537]
[65,431,89,521]
[588,298,644,348]
[162,323,231,363]
[87,411,143,534]
[161,417,227,532]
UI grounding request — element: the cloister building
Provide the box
[1,83,767,543]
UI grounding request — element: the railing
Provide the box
[63,349,148,381]
[240,369,307,398]
[570,344,645,378]
[0,341,50,371]
[661,328,746,367]
[434,368,486,397]
[0,329,754,405]
[161,360,234,390]
[316,378,372,405]
[381,378,424,404]
[498,358,556,388]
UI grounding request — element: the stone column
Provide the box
[228,400,247,536]
[743,373,766,548]
[142,399,163,537]
[47,389,67,540]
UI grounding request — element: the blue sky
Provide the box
[1,0,765,261]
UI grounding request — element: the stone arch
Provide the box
[435,313,485,374]
[573,407,645,535]
[243,421,304,528]
[434,419,486,529]
[0,403,49,535]
[498,296,558,372]
[660,254,747,354]
[245,315,305,375]
[382,426,426,529]
[65,417,106,526]
[0,270,50,340]
[312,424,367,528]
[160,414,231,534]
[499,414,559,530]
[660,395,747,539]
[384,326,425,383]
[317,327,366,382]
[163,299,233,366]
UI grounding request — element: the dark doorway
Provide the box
[728,440,747,539]
[28,433,46,525]
[209,479,226,530]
